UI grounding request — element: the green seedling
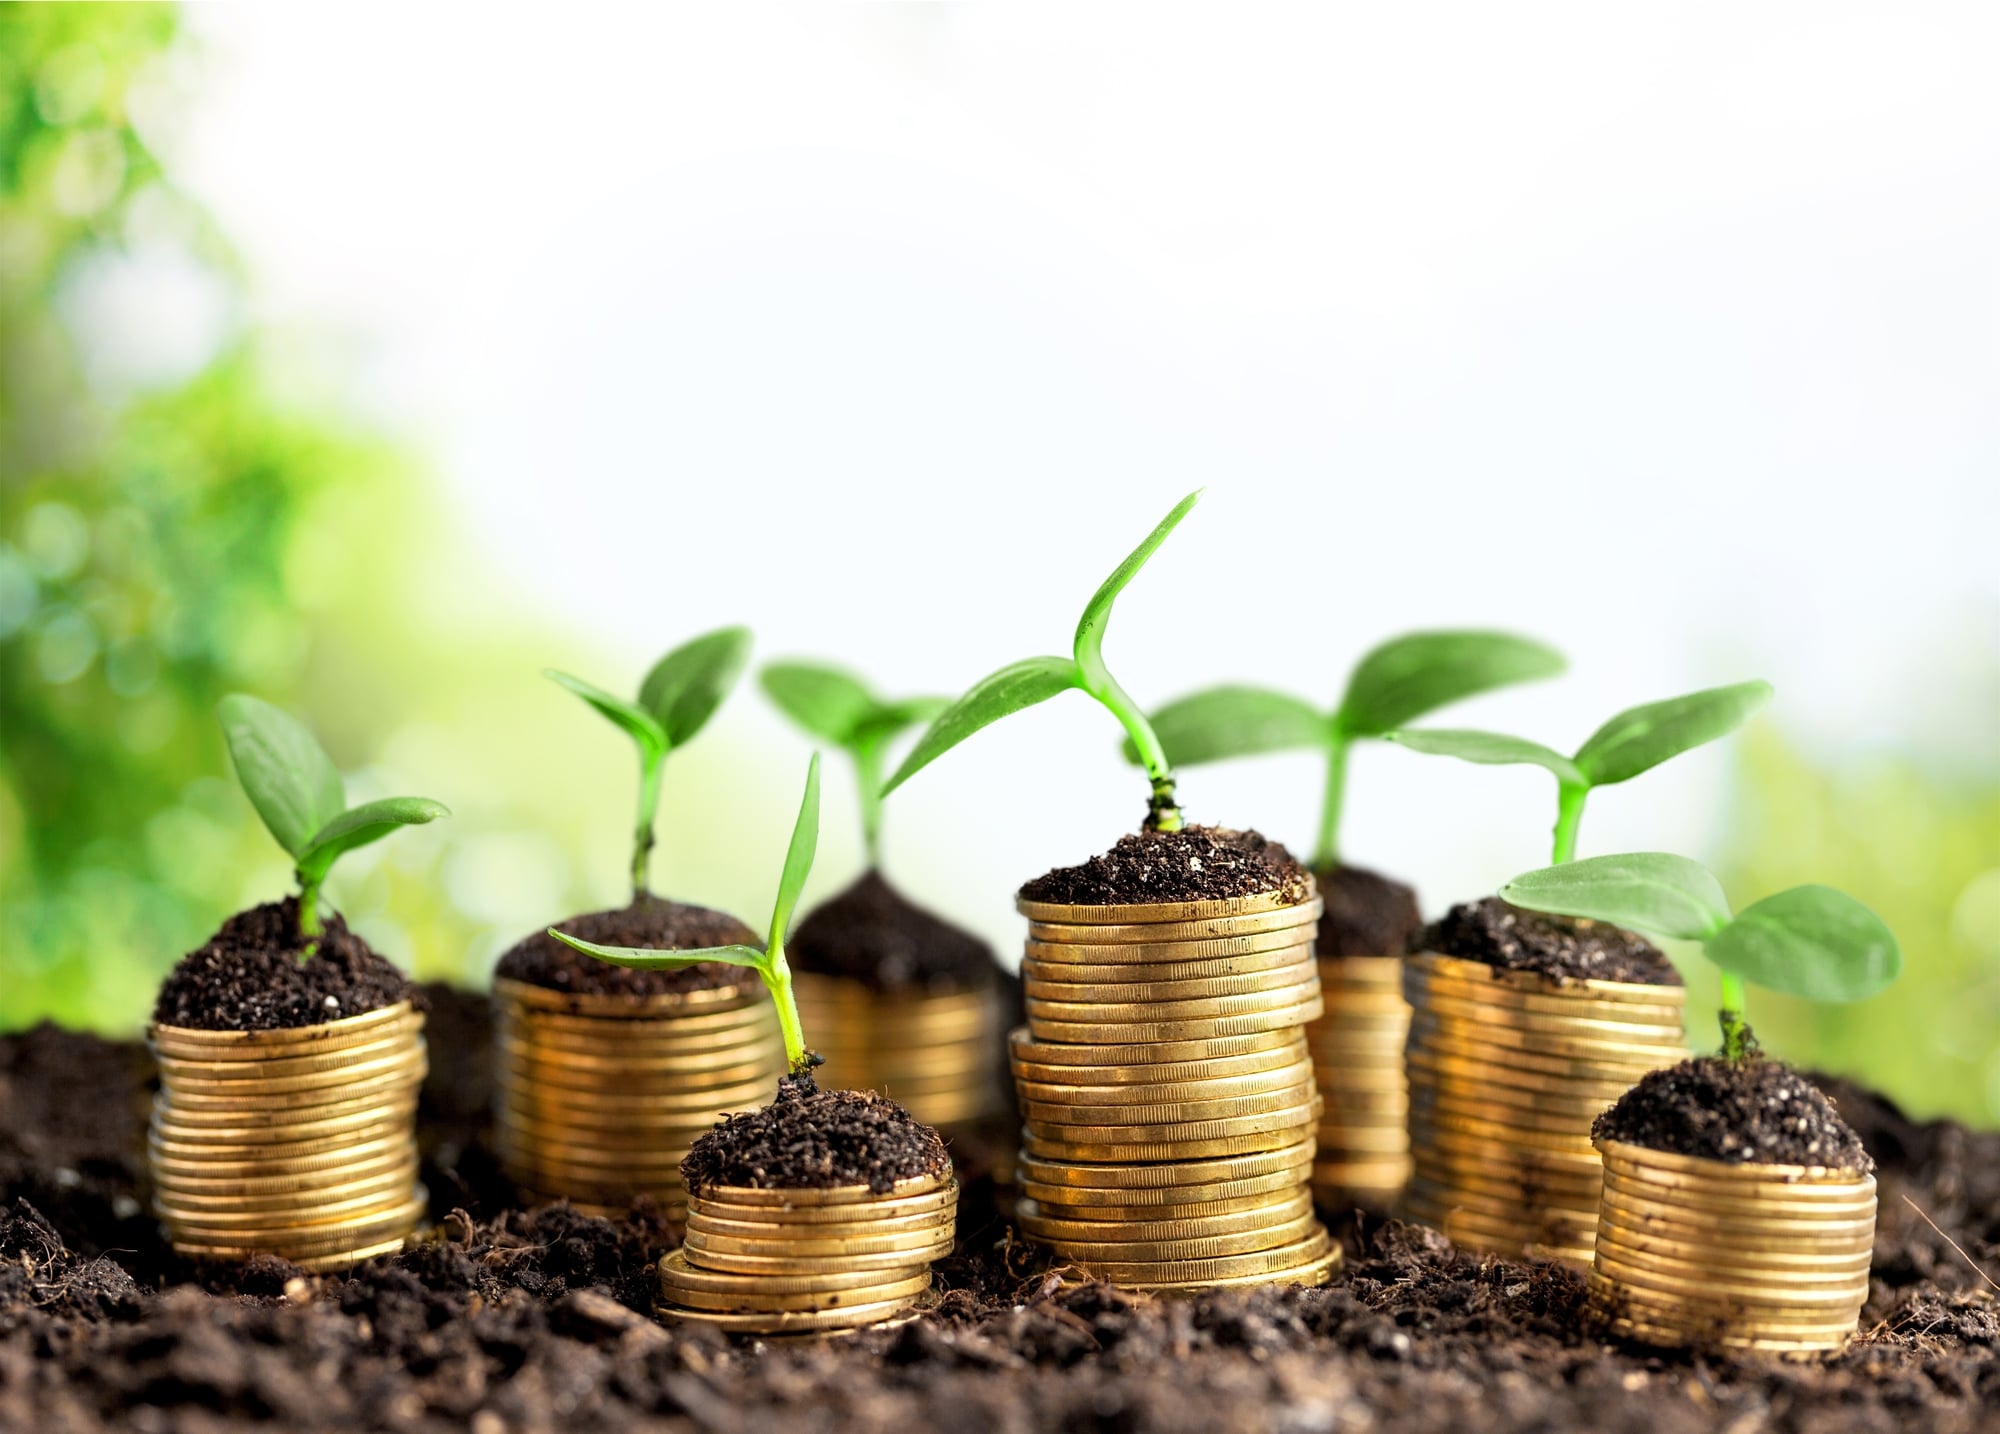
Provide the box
[553,753,823,1072]
[1388,680,1773,865]
[760,662,946,868]
[217,694,449,944]
[884,491,1201,830]
[545,626,752,898]
[1503,852,1900,1061]
[1131,632,1564,867]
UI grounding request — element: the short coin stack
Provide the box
[795,975,1002,1128]
[149,1001,428,1270]
[1403,953,1687,1263]
[1010,888,1340,1291]
[657,1171,958,1335]
[1306,954,1412,1207]
[495,978,784,1219]
[1589,1139,1876,1354]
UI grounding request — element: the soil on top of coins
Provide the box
[1313,863,1425,957]
[1019,825,1312,906]
[1596,1054,1874,1173]
[790,871,998,993]
[680,1072,952,1194]
[151,898,412,1031]
[4,993,1998,1433]
[1415,896,1682,986]
[494,896,762,998]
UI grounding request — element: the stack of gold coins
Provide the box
[657,1171,958,1335]
[149,1001,428,1270]
[1306,955,1412,1206]
[1403,953,1687,1263]
[1009,888,1340,1291]
[494,978,784,1220]
[1588,1139,1876,1353]
[795,975,1001,1128]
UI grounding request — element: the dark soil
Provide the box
[1415,896,1682,986]
[494,896,762,998]
[1314,864,1424,957]
[4,997,1997,1432]
[680,1073,952,1194]
[151,898,412,1031]
[1020,826,1312,907]
[1597,1055,1874,1173]
[790,872,998,994]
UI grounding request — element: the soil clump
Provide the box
[1596,1054,1873,1172]
[1314,864,1424,956]
[790,872,997,993]
[494,897,760,998]
[1414,896,1681,986]
[680,1073,951,1194]
[1020,826,1311,906]
[151,898,411,1032]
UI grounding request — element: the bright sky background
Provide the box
[118,4,1999,954]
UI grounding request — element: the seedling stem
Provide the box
[1313,733,1351,868]
[1718,971,1750,1061]
[1552,782,1588,866]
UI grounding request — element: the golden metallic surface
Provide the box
[1029,1210,1323,1263]
[1019,1166,1309,1212]
[1064,1228,1334,1285]
[155,1045,426,1089]
[684,1224,956,1258]
[1130,1245,1342,1293]
[1010,1026,1304,1067]
[1025,943,1315,982]
[1015,888,1316,925]
[1023,901,1323,945]
[494,976,764,1017]
[1023,1122,1317,1165]
[1025,980,1322,1025]
[686,1208,956,1242]
[1025,1099,1321,1146]
[1028,999,1325,1046]
[794,974,1002,1129]
[678,1242,949,1277]
[1022,960,1316,1004]
[1016,1191,1314,1241]
[1585,1138,1874,1352]
[1024,929,1318,964]
[656,1294,922,1335]
[152,1166,419,1215]
[148,1001,416,1049]
[696,1189,958,1224]
[1020,1082,1315,1129]
[666,1266,934,1313]
[693,1172,951,1207]
[1014,1059,1316,1106]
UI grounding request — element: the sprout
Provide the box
[1503,852,1901,1060]
[884,491,1201,831]
[1389,680,1772,864]
[545,626,752,898]
[553,753,823,1072]
[1132,632,1564,867]
[760,662,945,868]
[216,695,450,943]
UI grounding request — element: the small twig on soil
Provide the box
[1901,1194,2000,1293]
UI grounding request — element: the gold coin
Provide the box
[1599,1168,1877,1219]
[1017,1191,1312,1240]
[1020,1082,1316,1130]
[1026,944,1315,984]
[152,1167,417,1215]
[1407,1106,1599,1155]
[1589,1277,1867,1325]
[690,1173,950,1208]
[154,1083,417,1126]
[155,1041,427,1088]
[1405,1055,1648,1108]
[1026,1096,1319,1143]
[1025,904,1323,946]
[1411,989,1687,1043]
[1034,1208,1322,1263]
[1404,1032,1670,1085]
[1010,1040,1308,1088]
[1023,1123,1316,1164]
[1600,1152,1877,1203]
[1314,1084,1410,1115]
[1402,1176,1595,1228]
[657,1292,918,1334]
[1409,1089,1617,1135]
[148,1130,413,1178]
[495,976,762,1016]
[1595,1188,1879,1243]
[496,1025,781,1064]
[494,1126,703,1165]
[174,1234,409,1271]
[1417,963,1686,1017]
[1413,1123,1604,1173]
[685,1206,957,1242]
[165,1193,426,1250]
[1064,1228,1332,1284]
[1016,1140,1314,1190]
[498,1004,777,1043]
[795,975,994,1009]
[1317,954,1404,981]
[159,1070,426,1113]
[1025,928,1320,964]
[1306,1057,1409,1090]
[1593,1229,1872,1277]
[1020,1167,1310,1214]
[501,1080,781,1119]
[1593,1254,1868,1306]
[660,1247,927,1295]
[677,1242,942,1276]
[1405,1156,1599,1205]
[1014,1059,1316,1108]
[148,1119,413,1161]
[498,1037,782,1076]
[1029,1001,1323,1046]
[151,1148,419,1197]
[1411,954,1685,1005]
[1311,1158,1411,1192]
[684,1227,954,1260]
[1023,960,1316,1005]
[156,1181,419,1228]
[1593,1211,1873,1259]
[1024,1180,1315,1223]
[668,1269,934,1314]
[1026,979,1322,1024]
[1008,1026,1303,1067]
[1301,1122,1409,1155]
[1407,1015,1683,1065]
[150,1000,416,1047]
[151,1100,416,1145]
[1129,1244,1342,1292]
[1597,1138,1874,1186]
[1016,889,1316,925]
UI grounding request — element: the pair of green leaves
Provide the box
[1391,679,1773,863]
[1502,853,1901,1005]
[217,695,449,937]
[760,662,945,866]
[884,491,1201,830]
[555,753,822,1071]
[1129,631,1565,865]
[546,626,752,895]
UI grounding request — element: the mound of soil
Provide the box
[1020,826,1311,906]
[1314,864,1424,957]
[790,872,997,993]
[1596,1055,1873,1172]
[681,1073,951,1194]
[152,898,412,1031]
[494,897,761,998]
[1414,896,1681,986]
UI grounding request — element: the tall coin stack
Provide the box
[657,1171,958,1335]
[1010,888,1341,1290]
[1306,954,1412,1206]
[1403,953,1687,1263]
[795,975,1002,1128]
[495,978,784,1219]
[1589,1139,1875,1354]
[149,1001,428,1270]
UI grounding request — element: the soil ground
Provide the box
[2,989,1995,1433]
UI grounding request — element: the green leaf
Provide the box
[295,797,451,886]
[1502,852,1733,941]
[550,933,767,972]
[1385,728,1586,786]
[1572,679,1773,787]
[216,694,347,858]
[1127,686,1328,767]
[850,695,950,751]
[882,656,1078,795]
[1072,489,1200,679]
[545,669,668,759]
[1337,630,1566,737]
[1706,885,1902,1002]
[638,625,753,748]
[768,752,821,948]
[760,661,877,746]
